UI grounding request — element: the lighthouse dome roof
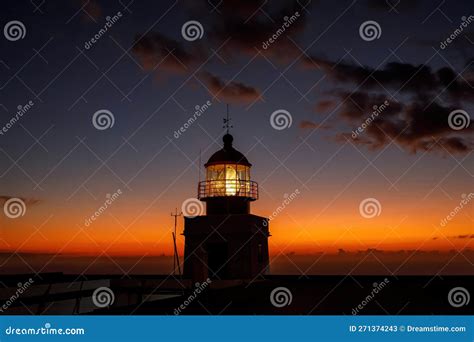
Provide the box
[205,134,251,167]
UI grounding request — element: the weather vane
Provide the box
[223,104,233,134]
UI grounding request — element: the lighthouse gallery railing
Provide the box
[198,180,258,200]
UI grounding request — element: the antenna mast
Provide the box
[223,104,233,134]
[198,148,202,183]
[171,208,182,276]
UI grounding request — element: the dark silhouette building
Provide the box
[183,132,270,280]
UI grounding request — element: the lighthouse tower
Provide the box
[183,116,270,280]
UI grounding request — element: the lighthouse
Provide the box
[183,114,270,280]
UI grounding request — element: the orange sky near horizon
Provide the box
[1,188,472,257]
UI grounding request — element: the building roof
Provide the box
[205,134,251,167]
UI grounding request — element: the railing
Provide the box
[198,180,258,200]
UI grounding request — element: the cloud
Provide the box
[301,57,474,103]
[453,234,474,239]
[203,0,309,62]
[131,0,311,87]
[79,0,102,22]
[199,71,262,104]
[129,25,272,103]
[329,91,473,154]
[315,99,337,112]
[133,0,310,72]
[132,32,205,75]
[0,196,40,206]
[303,57,435,92]
[336,91,403,121]
[299,120,331,130]
[299,53,473,155]
[433,234,474,240]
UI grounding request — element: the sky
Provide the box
[0,0,473,274]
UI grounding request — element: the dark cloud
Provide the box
[328,91,473,154]
[315,99,337,112]
[379,100,472,154]
[303,57,436,92]
[204,0,309,62]
[433,234,474,240]
[436,66,474,103]
[299,120,331,130]
[165,0,311,66]
[132,0,311,79]
[336,91,403,121]
[79,0,102,22]
[302,57,474,103]
[299,53,473,155]
[132,32,206,75]
[453,234,474,239]
[199,71,262,104]
[0,196,40,206]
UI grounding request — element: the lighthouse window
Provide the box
[222,164,238,196]
[204,164,251,197]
